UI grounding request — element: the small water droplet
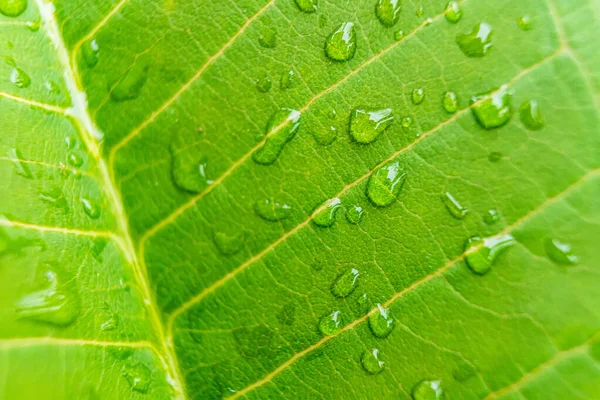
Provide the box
[280,69,295,89]
[442,91,458,113]
[416,5,424,17]
[394,30,404,41]
[401,116,413,129]
[456,22,493,57]
[367,161,407,207]
[313,197,342,227]
[325,22,357,62]
[25,20,40,31]
[471,84,512,129]
[67,151,84,167]
[122,361,151,393]
[81,197,101,219]
[349,108,394,144]
[361,348,385,374]
[294,0,317,13]
[488,152,503,163]
[517,16,532,31]
[311,125,338,145]
[253,108,301,165]
[258,27,276,48]
[110,59,149,102]
[99,306,120,331]
[444,1,462,23]
[345,205,364,224]
[465,234,515,275]
[255,74,272,93]
[411,88,425,105]
[519,100,544,130]
[375,0,402,27]
[424,17,433,26]
[7,148,32,178]
[319,310,343,335]
[254,198,292,221]
[170,129,212,193]
[368,303,395,337]
[331,268,360,297]
[39,187,69,212]
[544,238,579,265]
[412,380,445,400]
[213,231,244,255]
[453,362,476,381]
[328,108,337,119]
[356,293,370,314]
[483,209,499,224]
[0,0,27,17]
[9,65,31,88]
[44,80,60,94]
[441,192,468,219]
[81,39,100,68]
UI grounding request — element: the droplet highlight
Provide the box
[325,22,357,62]
[81,197,101,219]
[544,238,579,265]
[81,39,100,68]
[412,380,445,400]
[349,108,394,144]
[456,22,493,57]
[253,108,301,165]
[441,192,468,219]
[517,16,532,31]
[465,234,516,275]
[411,88,425,105]
[367,161,407,207]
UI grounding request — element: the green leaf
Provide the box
[1,0,600,398]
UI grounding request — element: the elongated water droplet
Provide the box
[471,85,512,129]
[444,1,462,23]
[369,304,395,337]
[442,91,458,113]
[254,198,292,221]
[15,268,80,326]
[9,65,31,88]
[412,380,445,400]
[456,22,493,57]
[81,39,100,68]
[81,197,100,219]
[401,116,413,129]
[544,238,579,265]
[313,197,342,227]
[345,205,364,224]
[375,0,402,27]
[7,148,32,179]
[280,69,295,89]
[483,209,499,224]
[411,88,425,105]
[331,268,360,297]
[253,108,301,165]
[361,348,385,374]
[319,310,343,335]
[519,100,544,130]
[465,234,515,275]
[256,74,272,93]
[213,231,244,255]
[325,22,356,62]
[517,16,532,31]
[294,0,317,13]
[0,0,27,17]
[170,129,212,193]
[367,161,407,207]
[39,187,69,212]
[442,192,468,219]
[394,30,404,41]
[122,361,151,393]
[110,60,148,102]
[258,27,276,48]
[349,108,394,144]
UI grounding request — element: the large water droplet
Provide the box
[258,27,276,48]
[519,100,544,130]
[294,0,317,13]
[110,60,149,102]
[361,348,385,374]
[349,108,394,144]
[465,234,515,275]
[471,85,512,129]
[122,361,151,393]
[331,268,360,297]
[319,310,343,335]
[442,91,458,113]
[39,187,69,212]
[367,161,407,207]
[0,0,27,17]
[375,0,402,27]
[7,148,32,179]
[411,88,425,105]
[368,304,395,338]
[81,39,100,68]
[254,198,292,221]
[280,69,295,89]
[325,22,357,62]
[255,74,272,93]
[412,380,445,400]
[444,1,462,23]
[544,238,579,265]
[517,16,532,31]
[213,231,244,255]
[9,65,31,89]
[456,22,493,57]
[170,129,212,193]
[345,205,364,224]
[313,197,342,227]
[253,108,301,165]
[15,268,80,326]
[442,192,468,219]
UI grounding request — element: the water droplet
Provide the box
[255,74,272,93]
[331,268,360,297]
[7,148,32,179]
[415,4,424,17]
[424,17,433,26]
[25,20,40,31]
[254,198,292,221]
[456,22,493,57]
[367,161,407,207]
[311,125,338,145]
[488,152,503,163]
[99,307,120,331]
[0,0,27,17]
[356,293,371,314]
[9,65,31,88]
[81,197,101,219]
[394,30,404,41]
[349,108,394,144]
[234,325,274,358]
[453,362,476,381]
[81,39,100,68]
[39,187,69,212]
[361,348,385,374]
[318,14,327,28]
[170,129,212,193]
[213,231,244,255]
[412,380,445,400]
[319,310,343,335]
[368,304,395,338]
[411,88,425,105]
[280,69,295,89]
[441,192,468,219]
[544,238,579,265]
[122,361,151,393]
[294,0,317,13]
[67,151,84,167]
[465,234,516,275]
[444,1,462,23]
[519,100,544,130]
[328,108,337,119]
[517,16,532,31]
[345,205,364,224]
[401,116,413,129]
[313,197,342,227]
[442,91,458,113]
[483,209,499,224]
[110,59,149,102]
[15,268,80,326]
[253,108,301,165]
[44,80,60,94]
[471,85,512,129]
[375,0,402,27]
[325,22,357,62]
[258,27,276,48]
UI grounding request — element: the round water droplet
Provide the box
[375,0,402,27]
[258,27,276,48]
[544,238,579,265]
[325,22,357,62]
[456,22,493,57]
[519,100,544,130]
[369,304,395,337]
[401,116,413,129]
[367,161,407,207]
[394,30,404,41]
[471,85,512,129]
[441,192,468,219]
[517,16,532,31]
[280,69,295,89]
[442,91,458,113]
[40,187,69,212]
[349,108,394,144]
[254,198,292,221]
[361,348,385,374]
[465,234,515,275]
[412,380,445,400]
[483,209,499,224]
[444,1,462,23]
[416,5,424,17]
[81,197,101,219]
[411,88,425,105]
[68,151,84,167]
[331,268,360,297]
[170,130,213,193]
[488,152,503,163]
[294,0,317,13]
[9,66,31,88]
[255,74,272,93]
[319,310,343,336]
[213,231,244,255]
[25,20,40,31]
[110,59,149,102]
[7,148,33,179]
[253,108,301,165]
[313,197,342,227]
[345,205,364,224]
[0,0,27,17]
[122,361,151,393]
[81,39,100,68]
[311,126,338,145]
[453,362,476,381]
